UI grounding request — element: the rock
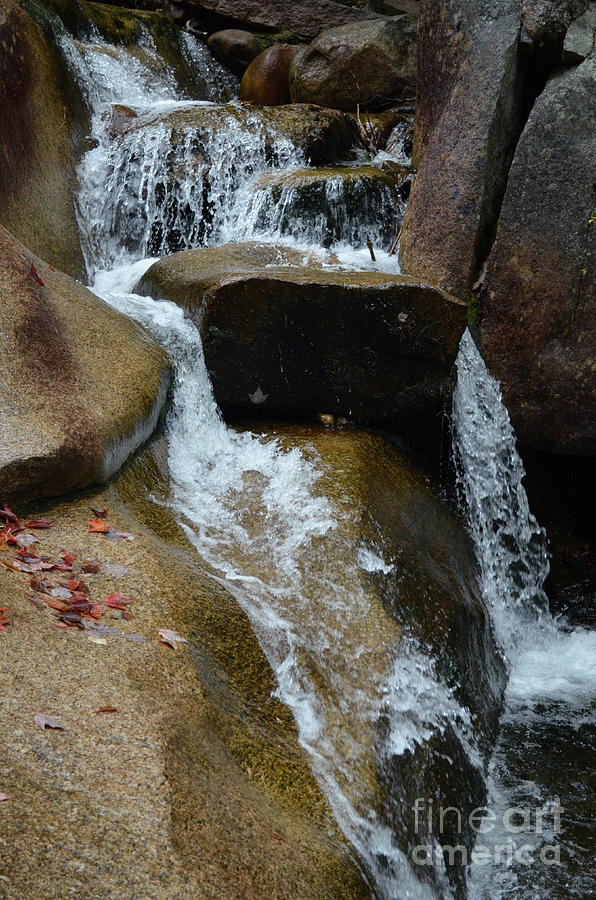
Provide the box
[240,165,404,248]
[289,16,417,112]
[239,44,301,105]
[479,56,596,456]
[207,27,263,72]
[0,0,84,276]
[562,2,596,63]
[135,242,467,421]
[0,450,369,898]
[521,0,589,52]
[399,0,529,298]
[0,226,171,503]
[182,0,380,41]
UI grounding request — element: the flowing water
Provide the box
[47,11,593,899]
[453,332,596,899]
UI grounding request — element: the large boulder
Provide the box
[479,56,596,456]
[0,226,171,503]
[521,0,589,52]
[135,242,466,420]
[0,0,84,276]
[399,0,528,298]
[207,27,263,72]
[181,0,380,40]
[239,43,301,105]
[289,16,417,112]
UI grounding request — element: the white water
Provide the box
[452,330,596,898]
[50,18,480,898]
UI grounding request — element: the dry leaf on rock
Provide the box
[87,520,109,534]
[34,714,63,731]
[158,628,188,649]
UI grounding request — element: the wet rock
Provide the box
[119,100,357,166]
[479,56,596,456]
[0,451,369,898]
[243,165,404,248]
[399,0,528,298]
[207,27,262,72]
[0,0,84,276]
[521,0,589,52]
[181,0,380,41]
[0,226,171,503]
[289,16,417,112]
[135,241,466,421]
[239,43,301,105]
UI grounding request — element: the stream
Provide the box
[40,11,596,899]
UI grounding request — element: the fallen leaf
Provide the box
[59,611,83,628]
[34,714,63,731]
[86,635,107,645]
[0,793,9,802]
[105,592,132,610]
[46,599,71,612]
[91,507,108,519]
[122,632,147,643]
[30,263,44,286]
[82,560,100,574]
[67,580,88,594]
[101,563,129,578]
[398,311,409,324]
[87,520,109,534]
[0,506,19,524]
[95,706,118,714]
[0,608,10,632]
[30,578,52,594]
[104,529,135,542]
[24,518,53,529]
[89,604,104,620]
[59,551,76,564]
[50,587,72,600]
[16,534,40,548]
[158,628,188,649]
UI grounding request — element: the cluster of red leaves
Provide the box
[0,505,134,631]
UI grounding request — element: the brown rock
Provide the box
[0,0,84,276]
[289,16,417,112]
[239,43,301,105]
[135,242,467,421]
[480,56,596,455]
[0,226,171,503]
[399,0,528,298]
[207,27,262,72]
[182,0,380,40]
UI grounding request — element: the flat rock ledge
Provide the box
[0,225,171,504]
[136,242,467,421]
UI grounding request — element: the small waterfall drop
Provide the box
[452,330,596,898]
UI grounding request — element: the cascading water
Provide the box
[452,330,596,898]
[48,15,486,897]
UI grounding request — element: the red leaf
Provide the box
[0,506,19,524]
[89,604,104,620]
[59,551,76,564]
[105,592,132,609]
[91,507,108,519]
[81,560,100,574]
[24,519,53,529]
[34,714,63,731]
[87,520,109,534]
[95,706,118,714]
[30,263,44,286]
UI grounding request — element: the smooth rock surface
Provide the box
[479,56,596,455]
[0,0,84,276]
[289,16,417,112]
[562,2,596,62]
[0,226,171,503]
[181,0,380,40]
[0,446,369,899]
[207,27,262,72]
[136,242,467,420]
[400,0,527,298]
[239,43,301,105]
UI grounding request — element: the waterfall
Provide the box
[452,330,596,898]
